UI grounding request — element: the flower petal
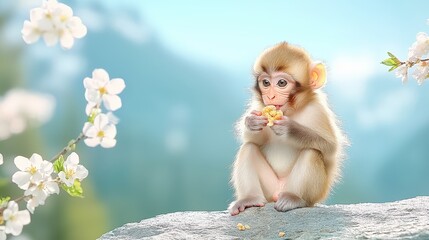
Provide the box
[94,114,109,128]
[84,137,101,147]
[84,77,97,90]
[60,30,74,49]
[101,138,116,148]
[106,78,125,95]
[103,94,122,111]
[66,152,80,165]
[85,89,101,103]
[40,161,53,175]
[16,210,31,225]
[7,201,19,213]
[31,172,43,184]
[83,122,92,134]
[68,16,87,38]
[12,172,31,189]
[46,181,60,194]
[21,21,41,44]
[14,156,30,171]
[38,18,54,31]
[27,198,37,214]
[5,220,23,236]
[75,165,88,180]
[92,69,110,84]
[30,153,43,168]
[29,7,44,22]
[57,3,73,18]
[85,102,97,116]
[83,124,98,138]
[58,172,68,185]
[43,31,59,46]
[102,124,117,139]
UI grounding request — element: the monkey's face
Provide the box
[257,71,297,110]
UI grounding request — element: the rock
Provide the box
[99,196,429,240]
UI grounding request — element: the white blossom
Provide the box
[0,226,5,240]
[395,64,408,83]
[84,69,125,111]
[58,152,88,187]
[21,0,87,49]
[3,201,30,236]
[24,176,59,213]
[408,32,429,62]
[12,154,53,190]
[0,153,3,165]
[83,113,117,148]
[26,195,44,214]
[0,89,55,141]
[412,61,429,85]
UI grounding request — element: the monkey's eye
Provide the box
[262,79,270,87]
[277,79,288,87]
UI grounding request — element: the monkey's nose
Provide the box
[268,95,276,100]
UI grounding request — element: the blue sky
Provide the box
[101,1,429,72]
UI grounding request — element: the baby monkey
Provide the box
[229,42,346,215]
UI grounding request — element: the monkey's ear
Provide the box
[309,62,327,89]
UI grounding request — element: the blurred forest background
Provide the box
[1,1,429,239]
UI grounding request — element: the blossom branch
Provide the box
[50,133,85,162]
[0,0,125,238]
[382,28,429,84]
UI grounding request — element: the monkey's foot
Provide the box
[228,197,266,216]
[274,192,306,212]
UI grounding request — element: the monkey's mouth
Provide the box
[274,105,283,110]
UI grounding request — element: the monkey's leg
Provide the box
[274,149,328,212]
[229,142,278,215]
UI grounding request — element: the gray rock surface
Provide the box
[99,196,429,240]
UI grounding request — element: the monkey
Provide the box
[228,42,346,216]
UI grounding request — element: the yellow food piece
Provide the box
[278,231,286,237]
[244,225,250,230]
[237,223,246,231]
[262,105,283,126]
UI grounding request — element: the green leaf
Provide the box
[0,196,10,207]
[87,108,100,124]
[381,58,397,66]
[388,52,401,64]
[388,65,400,72]
[0,196,10,204]
[62,180,84,198]
[387,52,397,61]
[53,155,65,173]
[382,52,402,68]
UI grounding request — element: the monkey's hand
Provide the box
[270,116,290,136]
[245,110,268,131]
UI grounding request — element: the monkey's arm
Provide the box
[242,126,268,146]
[237,111,269,146]
[272,117,337,156]
[287,120,336,155]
